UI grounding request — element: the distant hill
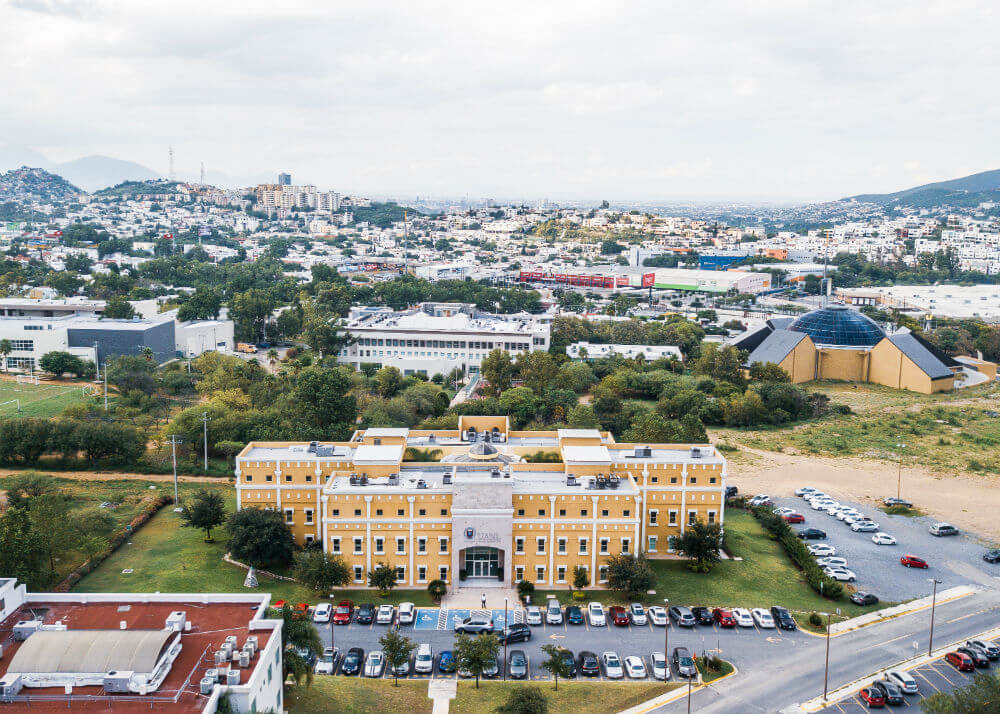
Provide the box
[94,179,183,198]
[0,166,82,202]
[846,169,1000,209]
[56,155,160,192]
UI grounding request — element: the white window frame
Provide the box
[353,566,363,583]
[578,537,588,555]
[374,537,385,554]
[668,510,678,526]
[557,565,566,583]
[439,537,449,555]
[598,565,609,583]
[353,537,363,555]
[515,565,524,582]
[331,537,341,554]
[535,566,545,583]
[417,566,427,583]
[304,508,314,525]
[536,536,546,555]
[557,537,567,554]
[648,535,658,552]
[688,510,698,526]
[395,566,406,583]
[707,510,717,524]
[599,537,609,555]
[515,536,525,554]
[396,537,406,555]
[439,566,448,582]
[649,509,658,525]
[417,537,427,554]
[283,508,294,525]
[621,538,631,555]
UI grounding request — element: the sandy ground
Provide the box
[728,446,1000,543]
[0,468,223,483]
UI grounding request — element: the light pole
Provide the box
[503,597,508,682]
[927,578,942,656]
[687,671,693,714]
[663,598,670,674]
[822,611,833,700]
[167,435,183,506]
[896,443,906,500]
[201,411,210,472]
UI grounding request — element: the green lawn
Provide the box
[537,510,887,629]
[286,679,431,714]
[73,490,434,606]
[0,379,93,418]
[452,681,679,714]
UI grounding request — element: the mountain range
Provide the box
[845,169,1000,209]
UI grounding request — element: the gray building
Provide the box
[67,317,176,365]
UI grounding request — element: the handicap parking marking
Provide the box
[414,608,440,630]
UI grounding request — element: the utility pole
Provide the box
[822,610,833,700]
[663,598,670,678]
[927,578,942,655]
[503,597,508,682]
[896,443,906,500]
[167,435,183,506]
[168,146,175,181]
[201,411,210,472]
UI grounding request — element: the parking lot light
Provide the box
[927,578,942,656]
[663,598,669,671]
[896,443,906,500]
[821,611,833,700]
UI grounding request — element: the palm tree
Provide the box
[267,349,278,371]
[271,603,322,687]
[0,339,10,373]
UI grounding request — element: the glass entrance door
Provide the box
[464,547,500,577]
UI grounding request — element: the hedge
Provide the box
[750,505,844,600]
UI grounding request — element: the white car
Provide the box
[414,644,433,674]
[886,669,919,694]
[804,491,827,500]
[312,603,332,623]
[772,507,796,516]
[824,567,856,582]
[588,602,606,627]
[732,607,754,627]
[624,655,647,679]
[647,606,668,626]
[525,606,543,625]
[808,543,837,556]
[398,602,415,625]
[811,500,836,510]
[851,521,879,533]
[816,556,848,568]
[363,650,385,677]
[823,504,843,515]
[651,651,670,680]
[872,532,897,545]
[749,494,771,506]
[843,514,868,526]
[629,603,647,626]
[376,604,395,625]
[546,599,563,625]
[795,487,817,496]
[314,647,338,674]
[835,509,861,521]
[750,608,775,628]
[602,651,624,679]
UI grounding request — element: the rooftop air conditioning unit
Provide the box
[633,446,652,458]
[690,447,703,459]
[388,475,399,485]
[360,476,369,486]
[215,650,228,666]
[199,677,215,696]
[246,636,259,650]
[349,476,358,485]
[416,479,427,489]
[566,475,577,486]
[12,621,41,641]
[490,469,500,478]
[308,441,318,453]
[0,674,23,699]
[442,474,452,484]
[227,669,241,685]
[608,475,620,489]
[165,611,186,632]
[239,651,250,668]
[103,671,133,694]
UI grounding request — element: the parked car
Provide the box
[312,603,332,623]
[957,646,991,668]
[883,497,913,508]
[795,486,818,496]
[798,528,827,540]
[376,604,395,625]
[610,606,630,627]
[341,647,364,676]
[578,651,600,677]
[333,600,353,625]
[455,616,493,634]
[851,592,879,606]
[291,603,310,620]
[872,680,904,705]
[364,651,385,678]
[770,606,797,630]
[588,602,606,627]
[859,686,886,707]
[808,544,836,556]
[651,651,670,680]
[438,651,456,673]
[691,606,714,625]
[851,521,880,533]
[982,549,1000,564]
[816,556,848,568]
[669,606,697,627]
[773,507,796,516]
[751,608,775,628]
[967,639,1000,660]
[930,522,959,537]
[559,648,576,678]
[731,608,754,627]
[356,603,375,624]
[713,608,737,627]
[945,651,975,672]
[414,644,433,674]
[749,494,771,506]
[393,656,410,677]
[398,602,415,625]
[295,646,317,669]
[823,567,857,582]
[481,655,500,679]
[783,512,806,523]
[602,651,624,679]
[566,605,584,625]
[314,647,340,674]
[900,554,929,569]
[546,599,564,625]
[872,532,897,545]
[648,606,668,626]
[508,650,528,679]
[525,606,543,626]
[497,623,532,644]
[624,655,647,679]
[673,647,697,678]
[886,669,918,694]
[629,603,648,625]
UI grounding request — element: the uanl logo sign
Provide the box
[464,527,475,539]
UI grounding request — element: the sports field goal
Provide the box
[15,374,40,385]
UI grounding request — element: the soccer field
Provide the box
[0,379,94,418]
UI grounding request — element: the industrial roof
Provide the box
[561,445,612,464]
[887,333,955,380]
[7,629,175,675]
[747,329,811,366]
[363,427,410,437]
[557,428,603,439]
[353,443,405,463]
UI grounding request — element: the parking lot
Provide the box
[314,604,812,682]
[771,494,997,602]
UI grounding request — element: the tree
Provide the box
[102,295,136,319]
[375,366,403,397]
[623,412,682,443]
[921,671,1000,714]
[692,343,746,386]
[499,387,542,428]
[427,579,447,603]
[26,492,73,576]
[107,355,157,394]
[379,630,416,687]
[495,685,549,714]
[516,351,559,394]
[605,552,655,598]
[0,506,47,589]
[177,286,223,321]
[0,338,11,372]
[214,440,245,463]
[226,507,295,568]
[179,489,227,541]
[368,561,397,595]
[540,644,573,691]
[294,549,350,592]
[72,421,145,464]
[271,602,322,687]
[566,404,600,429]
[748,361,790,383]
[453,632,500,688]
[293,366,356,434]
[39,351,85,377]
[572,565,589,590]
[481,349,515,396]
[556,361,595,393]
[675,518,722,572]
[229,288,276,342]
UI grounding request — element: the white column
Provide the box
[274,464,282,510]
[234,463,243,510]
[639,466,647,552]
[679,464,687,534]
[590,495,599,587]
[365,496,373,575]
[719,462,727,530]
[633,496,641,554]
[548,495,556,586]
[320,495,329,553]
[407,496,416,587]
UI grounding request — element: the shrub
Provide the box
[809,612,823,627]
[427,579,447,602]
[517,579,535,602]
[750,505,844,600]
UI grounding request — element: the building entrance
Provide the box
[464,546,501,578]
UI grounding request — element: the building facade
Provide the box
[235,417,727,590]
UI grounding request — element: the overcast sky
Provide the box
[2,0,999,202]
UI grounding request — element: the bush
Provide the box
[750,505,844,600]
[517,580,535,602]
[427,579,447,602]
[572,591,586,601]
[809,612,823,627]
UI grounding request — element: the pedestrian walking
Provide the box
[481,593,487,609]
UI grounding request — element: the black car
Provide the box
[851,591,879,606]
[668,606,696,627]
[967,639,1000,660]
[983,549,1000,564]
[725,486,738,499]
[294,646,317,668]
[883,497,913,508]
[957,646,991,668]
[566,605,584,625]
[498,623,532,644]
[356,603,375,624]
[691,606,714,625]
[797,528,826,540]
[578,650,600,677]
[340,647,364,676]
[872,680,904,705]
[770,606,797,630]
[559,648,576,677]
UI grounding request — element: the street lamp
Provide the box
[927,578,942,656]
[663,598,670,671]
[503,597,508,682]
[166,435,183,507]
[821,610,835,700]
[896,443,906,500]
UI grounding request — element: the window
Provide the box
[395,567,405,583]
[353,537,363,555]
[304,534,314,544]
[517,509,525,517]
[304,509,314,525]
[417,537,426,554]
[557,566,566,583]
[5,357,35,370]
[668,510,678,525]
[419,508,426,516]
[283,508,294,525]
[558,509,566,517]
[331,537,341,554]
[305,475,312,483]
[621,538,631,554]
[538,509,546,517]
[557,537,567,554]
[688,511,697,525]
[245,475,253,482]
[599,538,609,554]
[535,566,545,582]
[440,508,448,516]
[332,508,339,517]
[376,509,383,517]
[670,476,678,484]
[439,566,448,581]
[374,537,384,554]
[285,475,292,483]
[623,509,630,517]
[648,536,658,552]
[397,508,405,516]
[10,339,33,351]
[650,476,658,484]
[354,508,362,517]
[707,510,717,524]
[709,477,717,484]
[418,566,427,582]
[599,565,609,583]
[690,477,697,484]
[439,537,448,554]
[515,566,524,582]
[515,537,524,554]
[649,509,658,525]
[265,474,272,482]
[580,509,588,517]
[578,537,588,555]
[396,537,406,555]
[536,537,546,554]
[601,509,609,517]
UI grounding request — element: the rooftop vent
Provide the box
[388,474,399,485]
[608,475,620,489]
[360,476,369,486]
[442,473,452,484]
[349,476,359,485]
[316,445,333,457]
[416,479,427,489]
[633,445,653,458]
[307,441,318,453]
[690,447,704,459]
[566,475,577,486]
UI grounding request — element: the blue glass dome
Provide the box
[789,305,885,347]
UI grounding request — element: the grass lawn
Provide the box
[286,678,431,714]
[697,658,734,683]
[537,510,886,629]
[451,681,679,714]
[0,379,93,418]
[72,489,434,606]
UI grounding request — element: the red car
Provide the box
[292,603,310,620]
[900,554,929,569]
[859,687,885,707]
[609,606,630,626]
[332,600,354,625]
[945,651,975,672]
[272,599,288,610]
[712,608,737,627]
[782,513,805,524]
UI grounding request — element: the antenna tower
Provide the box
[168,146,175,181]
[200,161,205,184]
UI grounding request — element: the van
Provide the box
[929,522,959,537]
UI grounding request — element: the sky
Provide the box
[2,0,1000,202]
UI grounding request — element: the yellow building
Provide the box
[235,417,728,590]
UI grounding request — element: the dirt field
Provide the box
[726,445,1000,543]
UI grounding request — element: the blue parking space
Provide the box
[413,608,519,630]
[414,608,439,630]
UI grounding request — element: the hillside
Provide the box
[0,166,82,202]
[94,179,183,198]
[847,168,1000,209]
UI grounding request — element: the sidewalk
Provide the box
[823,585,978,636]
[440,586,519,609]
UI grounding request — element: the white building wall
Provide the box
[176,320,236,357]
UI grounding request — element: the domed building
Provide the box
[730,304,961,393]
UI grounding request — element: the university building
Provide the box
[235,417,727,589]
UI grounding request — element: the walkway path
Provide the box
[441,586,519,609]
